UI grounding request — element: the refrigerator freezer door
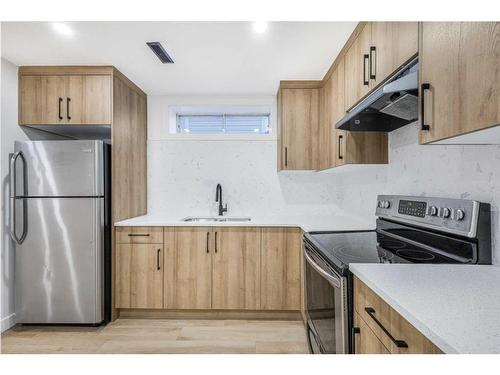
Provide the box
[15,197,104,324]
[13,140,103,197]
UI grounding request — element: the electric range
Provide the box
[303,195,492,354]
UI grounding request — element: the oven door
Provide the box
[304,242,348,354]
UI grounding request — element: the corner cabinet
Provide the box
[419,22,500,144]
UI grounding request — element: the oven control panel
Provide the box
[398,200,427,218]
[375,195,482,238]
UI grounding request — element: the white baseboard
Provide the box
[1,313,16,332]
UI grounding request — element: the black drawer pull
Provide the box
[58,97,63,120]
[338,135,343,160]
[128,233,150,237]
[206,232,210,253]
[421,83,430,131]
[363,54,370,86]
[284,147,288,168]
[67,97,71,120]
[369,46,376,80]
[157,249,161,270]
[364,307,408,348]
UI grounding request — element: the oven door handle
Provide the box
[304,247,341,288]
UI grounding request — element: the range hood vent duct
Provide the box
[146,42,174,64]
[336,58,419,132]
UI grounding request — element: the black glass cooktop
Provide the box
[304,228,468,275]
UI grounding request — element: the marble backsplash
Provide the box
[148,123,500,264]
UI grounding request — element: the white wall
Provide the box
[1,58,28,331]
[148,95,500,265]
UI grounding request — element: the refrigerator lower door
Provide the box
[15,197,104,324]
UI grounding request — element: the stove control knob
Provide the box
[441,207,451,218]
[428,206,438,216]
[377,200,383,208]
[383,200,390,209]
[453,209,465,221]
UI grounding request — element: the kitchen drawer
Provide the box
[354,276,392,350]
[115,226,164,244]
[353,311,390,354]
[354,277,442,354]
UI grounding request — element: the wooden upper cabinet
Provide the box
[370,22,418,87]
[344,23,372,111]
[19,68,112,126]
[420,22,500,144]
[279,87,320,170]
[170,227,213,310]
[115,243,164,309]
[261,227,302,310]
[212,227,261,310]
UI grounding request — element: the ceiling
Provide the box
[1,22,356,96]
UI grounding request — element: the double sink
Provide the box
[182,216,251,223]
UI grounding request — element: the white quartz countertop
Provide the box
[349,263,500,354]
[114,214,374,233]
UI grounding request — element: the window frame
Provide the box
[176,113,271,135]
[165,103,276,141]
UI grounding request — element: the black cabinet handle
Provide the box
[214,232,218,253]
[128,233,150,237]
[352,326,360,353]
[421,83,430,131]
[338,135,343,160]
[206,232,210,253]
[370,46,376,80]
[66,97,71,120]
[58,97,63,120]
[364,307,408,348]
[284,147,288,168]
[363,54,370,86]
[157,249,161,270]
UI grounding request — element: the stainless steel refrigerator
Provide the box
[10,140,111,325]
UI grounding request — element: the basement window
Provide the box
[176,114,270,134]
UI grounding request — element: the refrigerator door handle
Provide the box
[9,151,28,244]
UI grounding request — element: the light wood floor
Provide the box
[0,319,309,354]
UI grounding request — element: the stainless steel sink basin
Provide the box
[182,216,251,222]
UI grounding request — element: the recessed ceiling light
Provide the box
[51,22,73,37]
[252,21,268,34]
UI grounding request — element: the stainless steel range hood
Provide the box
[336,59,418,132]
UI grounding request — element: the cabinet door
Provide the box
[353,312,390,354]
[82,75,112,124]
[115,243,164,309]
[261,227,302,310]
[370,22,418,87]
[344,23,372,111]
[419,22,461,144]
[19,76,44,125]
[281,88,319,170]
[64,75,84,124]
[171,227,212,309]
[420,22,500,144]
[212,227,261,310]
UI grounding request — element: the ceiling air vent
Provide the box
[146,42,174,64]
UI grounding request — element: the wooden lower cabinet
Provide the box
[116,226,303,313]
[169,227,213,309]
[354,277,442,354]
[261,227,302,310]
[212,227,261,310]
[353,311,390,354]
[115,243,164,309]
